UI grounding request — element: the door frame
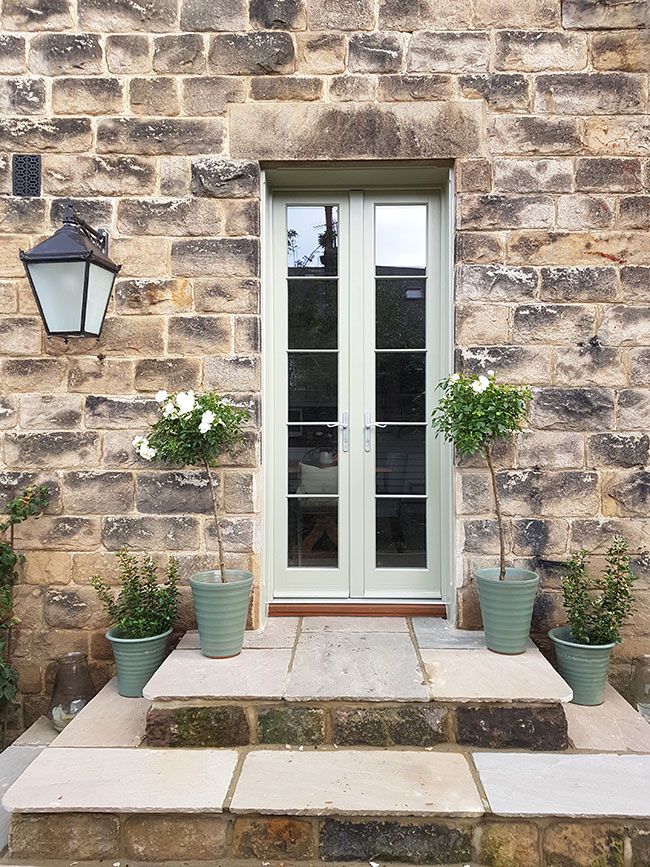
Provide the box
[260,163,456,621]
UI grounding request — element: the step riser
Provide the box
[9,812,649,865]
[146,700,569,750]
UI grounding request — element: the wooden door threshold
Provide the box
[269,602,446,617]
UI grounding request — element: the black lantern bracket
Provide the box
[61,204,110,255]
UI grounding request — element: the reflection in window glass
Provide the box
[288,425,338,494]
[376,278,425,349]
[287,206,338,277]
[288,352,337,422]
[376,352,426,421]
[288,279,338,349]
[375,205,426,277]
[288,498,338,568]
[376,426,426,495]
[376,498,426,569]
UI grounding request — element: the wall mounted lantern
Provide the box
[20,205,121,339]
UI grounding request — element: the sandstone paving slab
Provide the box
[0,745,44,848]
[301,616,408,633]
[178,617,299,650]
[413,617,486,649]
[474,752,650,818]
[51,678,148,748]
[143,648,291,701]
[284,632,428,701]
[422,643,572,703]
[230,749,484,817]
[2,747,238,814]
[13,716,57,747]
[565,684,650,752]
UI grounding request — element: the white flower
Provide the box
[199,410,215,434]
[487,369,495,377]
[140,444,157,461]
[450,373,460,382]
[163,400,176,418]
[132,435,146,449]
[176,390,195,416]
[471,375,490,394]
[155,389,168,404]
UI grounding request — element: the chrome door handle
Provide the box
[364,411,387,452]
[326,411,350,452]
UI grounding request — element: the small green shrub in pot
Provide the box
[550,536,637,705]
[432,371,536,654]
[133,390,252,659]
[92,549,179,697]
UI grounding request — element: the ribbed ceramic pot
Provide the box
[549,626,615,706]
[107,627,171,698]
[476,567,539,655]
[190,570,253,658]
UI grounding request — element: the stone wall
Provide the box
[0,0,648,731]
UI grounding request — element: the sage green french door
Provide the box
[270,189,447,600]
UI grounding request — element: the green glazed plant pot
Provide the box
[476,567,539,655]
[190,570,253,659]
[106,626,172,698]
[549,626,615,706]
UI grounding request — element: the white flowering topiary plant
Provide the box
[134,390,250,582]
[432,371,531,580]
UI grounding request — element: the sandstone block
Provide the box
[329,75,377,101]
[117,198,222,236]
[0,198,46,233]
[205,516,256,552]
[98,239,170,280]
[456,303,510,343]
[619,389,650,430]
[257,706,325,744]
[28,33,102,76]
[630,348,650,385]
[1,358,65,391]
[456,231,507,267]
[320,819,472,864]
[543,823,626,866]
[479,822,539,867]
[621,266,650,301]
[224,469,256,512]
[555,344,627,387]
[295,32,346,73]
[506,231,649,267]
[591,30,650,71]
[497,469,599,517]
[531,388,614,431]
[457,345,551,384]
[0,394,17,428]
[571,518,648,552]
[379,0,471,30]
[180,0,247,31]
[307,0,374,29]
[50,197,113,229]
[146,705,250,747]
[19,394,81,430]
[43,155,156,197]
[459,73,530,111]
[159,158,191,196]
[68,358,135,394]
[378,73,454,101]
[44,587,96,628]
[513,518,569,555]
[584,116,650,156]
[12,585,44,629]
[459,472,493,515]
[171,238,259,277]
[349,32,404,73]
[136,470,213,514]
[78,0,177,30]
[224,200,260,237]
[459,194,554,230]
[599,304,650,345]
[536,72,645,115]
[512,303,594,343]
[575,157,643,192]
[52,77,123,115]
[230,101,482,159]
[0,36,25,73]
[106,35,151,73]
[588,433,649,468]
[84,395,157,430]
[4,432,100,469]
[474,0,559,26]
[9,813,119,860]
[192,158,259,198]
[4,0,69,28]
[493,158,573,193]
[457,264,537,301]
[97,118,225,156]
[0,280,19,314]
[153,34,206,74]
[194,277,259,313]
[115,278,192,314]
[0,118,91,153]
[251,76,323,100]
[63,471,135,514]
[102,516,201,550]
[408,31,490,73]
[562,0,648,29]
[102,430,146,469]
[125,815,228,861]
[333,705,448,747]
[488,116,582,155]
[233,817,316,859]
[182,76,247,115]
[557,194,614,230]
[456,704,568,749]
[0,78,46,115]
[129,77,179,115]
[602,469,649,517]
[251,0,307,29]
[134,357,201,391]
[13,515,101,551]
[494,29,587,71]
[619,195,650,230]
[463,519,502,554]
[208,33,295,74]
[234,316,260,353]
[455,159,492,192]
[540,266,616,302]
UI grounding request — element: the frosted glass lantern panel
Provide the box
[28,261,86,334]
[85,264,115,335]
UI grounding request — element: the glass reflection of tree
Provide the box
[287,206,338,275]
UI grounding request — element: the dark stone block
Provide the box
[455,703,568,749]
[153,34,206,74]
[84,395,157,430]
[250,0,306,29]
[102,516,200,551]
[319,819,472,864]
[0,35,25,74]
[257,706,325,745]
[539,266,617,302]
[0,117,91,152]
[0,78,46,115]
[136,471,213,515]
[97,118,226,156]
[50,198,113,227]
[588,433,649,468]
[531,388,615,431]
[146,705,251,747]
[171,238,259,278]
[349,33,404,73]
[78,0,177,30]
[575,157,643,193]
[332,705,448,747]
[28,33,102,76]
[208,32,295,75]
[181,0,247,31]
[460,73,530,110]
[192,157,259,198]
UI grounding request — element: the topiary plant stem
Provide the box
[203,459,226,583]
[485,444,506,581]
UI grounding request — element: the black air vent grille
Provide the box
[12,154,41,197]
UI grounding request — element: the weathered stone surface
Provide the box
[457,264,537,301]
[102,516,201,551]
[129,77,179,115]
[456,158,492,192]
[493,158,573,193]
[136,470,212,514]
[555,343,626,387]
[153,34,206,74]
[489,116,583,155]
[192,158,259,198]
[456,704,568,750]
[134,357,201,391]
[171,238,259,278]
[619,195,650,230]
[592,30,650,72]
[3,0,72,29]
[495,29,587,71]
[4,432,100,469]
[18,394,81,430]
[507,231,649,267]
[536,72,645,115]
[63,471,134,514]
[97,118,225,156]
[630,348,650,385]
[588,433,649,468]
[13,515,100,551]
[43,155,156,196]
[557,194,614,230]
[43,587,95,628]
[562,0,648,29]
[78,0,177,30]
[480,822,540,867]
[250,0,307,29]
[619,389,650,430]
[295,32,346,73]
[233,817,316,859]
[1,358,65,391]
[52,77,123,115]
[194,278,259,313]
[117,198,222,236]
[28,34,102,76]
[0,35,26,74]
[0,78,46,115]
[539,267,617,302]
[379,0,472,30]
[106,34,151,73]
[182,76,248,115]
[456,304,510,344]
[497,469,599,517]
[0,118,91,152]
[84,395,157,429]
[307,0,374,29]
[575,157,643,192]
[332,705,448,747]
[408,31,490,73]
[378,73,454,101]
[124,815,228,861]
[231,101,481,160]
[602,470,649,517]
[543,823,626,867]
[9,813,119,860]
[115,278,192,314]
[474,0,559,26]
[208,33,295,75]
[180,0,247,30]
[600,304,650,345]
[513,518,569,556]
[257,706,325,744]
[146,705,250,747]
[329,75,376,101]
[459,194,554,230]
[584,115,650,156]
[349,33,404,73]
[320,819,472,863]
[512,304,594,344]
[251,76,323,100]
[459,73,530,111]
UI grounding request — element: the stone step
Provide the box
[3,745,650,864]
[143,620,572,751]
